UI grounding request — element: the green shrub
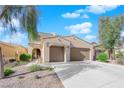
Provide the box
[115,51,124,65]
[28,64,42,72]
[46,67,54,71]
[116,51,124,58]
[28,64,54,72]
[97,53,108,62]
[20,53,32,61]
[4,68,14,76]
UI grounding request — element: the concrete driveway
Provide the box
[51,61,124,88]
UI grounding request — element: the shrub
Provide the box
[20,53,32,61]
[4,68,14,76]
[28,64,42,72]
[116,51,124,58]
[46,67,54,71]
[28,64,54,72]
[116,58,124,65]
[115,51,124,65]
[97,53,108,62]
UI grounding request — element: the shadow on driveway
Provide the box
[53,62,102,80]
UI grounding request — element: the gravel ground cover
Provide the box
[0,65,64,88]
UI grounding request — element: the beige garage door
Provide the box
[50,46,64,62]
[70,48,90,61]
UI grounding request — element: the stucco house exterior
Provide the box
[28,32,94,63]
[0,41,27,63]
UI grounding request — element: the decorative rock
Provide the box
[18,76,25,79]
[34,75,41,79]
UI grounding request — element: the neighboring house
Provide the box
[28,32,94,63]
[0,41,27,63]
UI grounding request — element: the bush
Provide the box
[46,67,54,71]
[28,64,42,72]
[28,64,54,72]
[97,53,108,62]
[116,51,124,58]
[116,58,124,65]
[4,68,14,76]
[20,53,32,61]
[115,51,124,65]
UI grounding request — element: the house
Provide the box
[0,41,27,63]
[28,32,94,63]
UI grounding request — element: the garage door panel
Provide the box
[70,48,90,61]
[50,46,64,62]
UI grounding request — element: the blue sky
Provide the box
[0,5,124,47]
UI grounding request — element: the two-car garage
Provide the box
[50,46,90,62]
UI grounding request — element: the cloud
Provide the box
[11,18,20,28]
[1,32,27,45]
[0,23,4,35]
[0,18,20,35]
[0,6,3,14]
[121,31,124,37]
[75,9,84,13]
[61,12,80,18]
[82,14,89,19]
[62,8,85,19]
[61,5,118,19]
[86,5,119,14]
[85,35,97,40]
[0,26,4,32]
[65,22,92,34]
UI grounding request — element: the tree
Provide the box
[0,5,38,78]
[0,47,4,79]
[99,15,124,60]
[0,6,38,40]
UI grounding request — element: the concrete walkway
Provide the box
[51,61,124,88]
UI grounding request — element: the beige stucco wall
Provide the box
[90,47,95,60]
[28,34,94,63]
[42,37,70,63]
[64,36,93,48]
[64,36,94,60]
[64,46,70,62]
[0,43,16,60]
[28,42,42,62]
[0,42,27,62]
[42,42,49,63]
[43,37,70,47]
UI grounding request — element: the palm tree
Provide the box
[0,5,38,78]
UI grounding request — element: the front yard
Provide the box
[0,64,64,88]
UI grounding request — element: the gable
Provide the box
[64,36,93,48]
[43,36,70,46]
